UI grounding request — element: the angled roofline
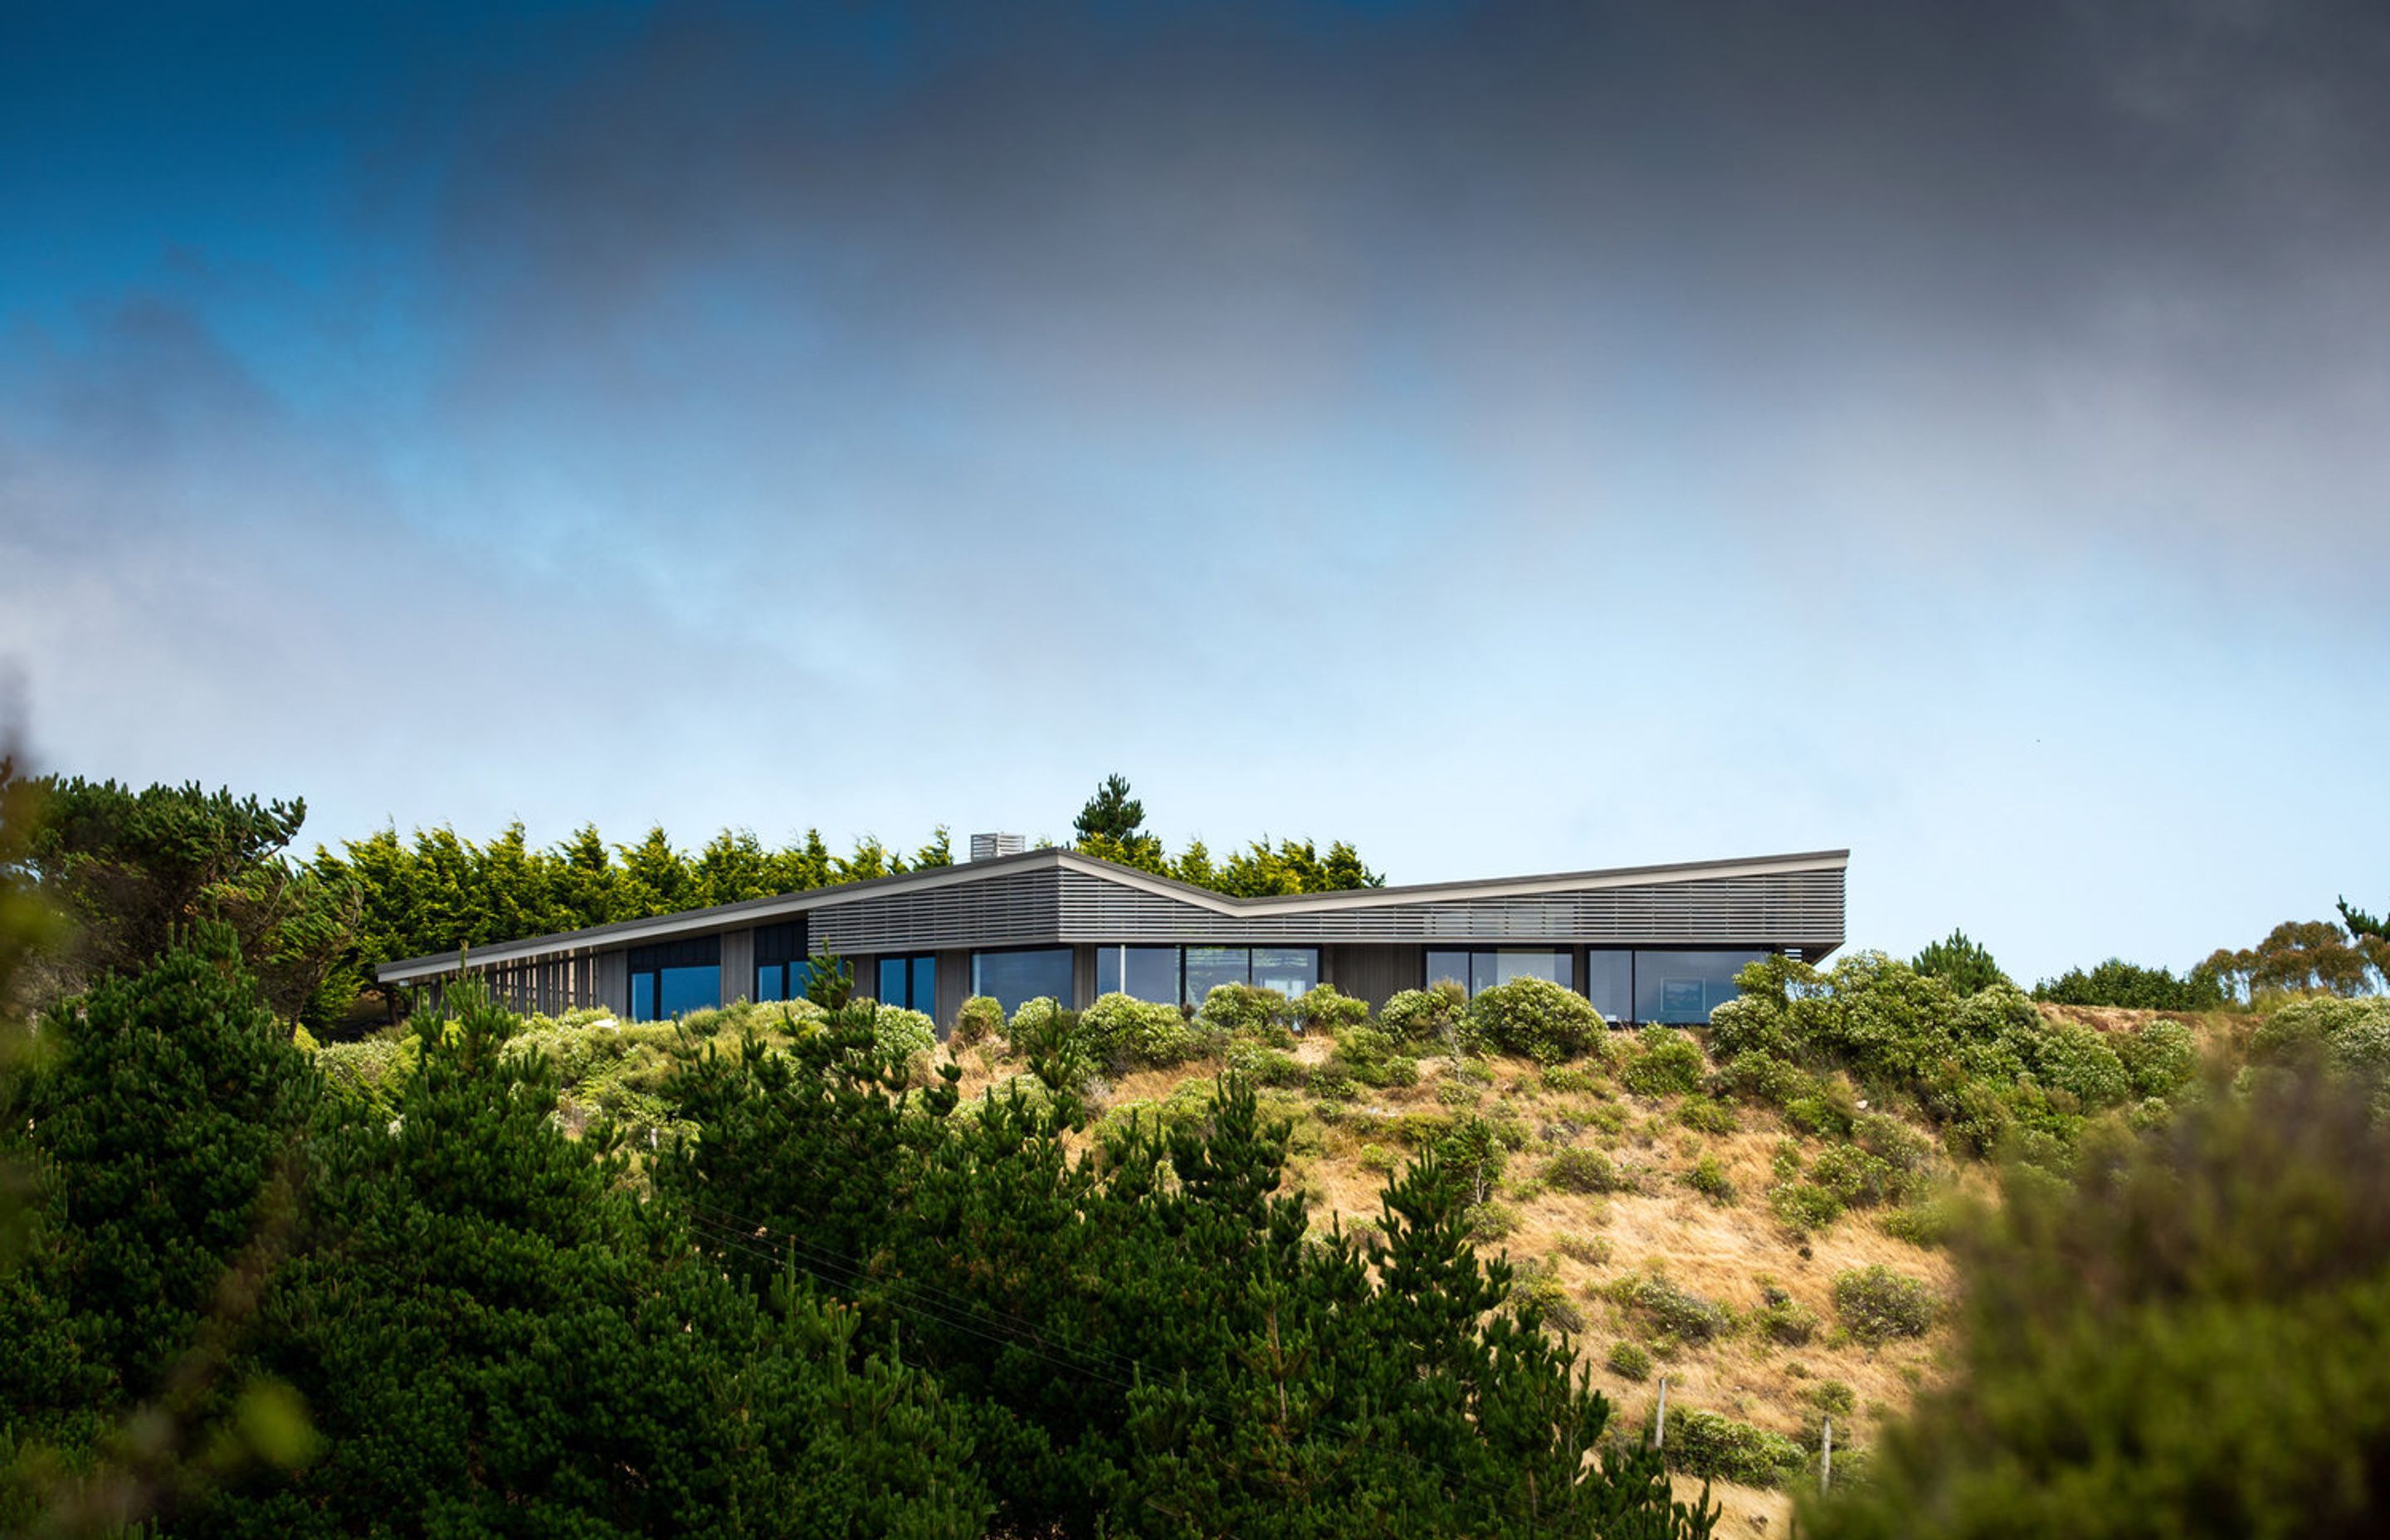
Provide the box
[375,846,1849,984]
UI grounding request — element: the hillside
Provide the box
[310,974,2292,1535]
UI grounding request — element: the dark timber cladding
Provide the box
[378,846,1847,1027]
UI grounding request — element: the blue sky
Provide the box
[2,0,2385,983]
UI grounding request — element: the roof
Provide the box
[377,846,1850,984]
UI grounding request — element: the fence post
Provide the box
[1651,1377,1668,1451]
[1821,1415,1832,1494]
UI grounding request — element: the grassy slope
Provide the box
[319,997,2253,1537]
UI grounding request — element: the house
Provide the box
[376,842,1847,1030]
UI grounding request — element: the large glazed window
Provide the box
[1633,950,1765,1025]
[876,954,937,1013]
[754,921,807,1003]
[628,935,722,1021]
[1584,950,1633,1022]
[972,948,1073,1015]
[1180,946,1319,1006]
[1251,948,1319,997]
[1095,945,1180,1004]
[1425,948,1575,997]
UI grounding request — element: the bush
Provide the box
[1544,1147,1624,1194]
[1290,983,1369,1036]
[1714,1050,1807,1106]
[871,1005,938,1077]
[2022,1020,2132,1109]
[1622,1027,1706,1096]
[1803,1378,1856,1420]
[1329,1023,1417,1087]
[1554,1232,1613,1265]
[1832,1265,1939,1344]
[1769,1182,1845,1234]
[1808,1143,1901,1208]
[952,994,1005,1049]
[1607,1339,1653,1381]
[1706,993,1795,1060]
[1510,1264,1585,1333]
[1879,1196,1959,1248]
[1614,1273,1735,1343]
[1222,1037,1306,1088]
[1082,991,1205,1069]
[1754,1294,1822,1346]
[1466,975,1606,1064]
[2034,958,2227,1011]
[1195,982,1290,1035]
[2113,1017,2197,1099]
[1007,996,1070,1055]
[1663,1410,1807,1489]
[1675,1094,1738,1134]
[1541,1063,1599,1094]
[1379,981,1468,1046]
[1912,929,2008,995]
[1465,1201,1519,1243]
[1684,1153,1736,1204]
[1852,1112,1935,1181]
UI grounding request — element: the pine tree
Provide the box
[1074,775,1146,846]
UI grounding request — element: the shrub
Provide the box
[1083,991,1205,1069]
[1465,975,1605,1064]
[1879,1196,1959,1248]
[1607,1339,1653,1381]
[2114,1017,2197,1099]
[1783,1075,1861,1139]
[951,993,1005,1049]
[1769,1182,1845,1234]
[2034,958,2227,1011]
[1379,981,1469,1046]
[871,1005,937,1076]
[1706,993,1795,1060]
[1622,1027,1705,1096]
[1614,1273,1735,1343]
[1194,982,1290,1035]
[1807,1143,1900,1208]
[1675,1094,1738,1134]
[2023,1020,2133,1109]
[1832,1265,1939,1343]
[1663,1410,1807,1489]
[1222,1037,1307,1088]
[1544,1147,1624,1194]
[1714,1050,1807,1106]
[1802,1378,1856,1420]
[1290,983,1369,1036]
[1329,1023,1417,1087]
[1852,1111,1935,1181]
[1541,1063,1599,1094]
[1683,1153,1736,1205]
[1510,1264,1585,1333]
[315,1035,418,1117]
[1912,929,2008,995]
[1754,1294,1822,1346]
[1007,995,1069,1055]
[1465,1201,1519,1243]
[1357,1142,1397,1174]
[1554,1232,1613,1265]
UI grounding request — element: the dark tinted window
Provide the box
[972,948,1074,1014]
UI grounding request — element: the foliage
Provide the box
[1381,981,1469,1048]
[803,946,854,1008]
[1768,1182,1845,1234]
[1607,1339,1653,1380]
[2248,995,2390,1094]
[1469,976,1605,1065]
[1291,982,1370,1035]
[1807,1075,2390,1540]
[1544,1147,1624,1194]
[1831,1266,1939,1345]
[1612,1272,1735,1344]
[873,1002,939,1078]
[2203,919,2387,1001]
[2113,1018,2197,1099]
[2033,956,2228,1011]
[24,775,359,1025]
[1081,990,1207,1070]
[1621,1027,1705,1097]
[1910,930,2007,995]
[1325,1021,1417,1088]
[1682,1154,1735,1205]
[1073,772,1147,846]
[1675,1094,1737,1134]
[952,992,1004,1048]
[1753,1287,1820,1346]
[1661,1411,1807,1489]
[1194,982,1290,1035]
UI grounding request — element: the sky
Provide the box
[2,0,2385,983]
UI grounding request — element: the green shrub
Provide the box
[1715,1050,1807,1106]
[1290,983,1369,1036]
[315,1035,418,1117]
[1083,991,1206,1069]
[1706,992,1795,1060]
[2114,1017,2198,1099]
[1852,1111,1935,1181]
[1222,1037,1307,1088]
[1544,1147,1624,1194]
[1614,1272,1735,1343]
[1466,975,1606,1064]
[1662,1410,1806,1489]
[1832,1265,1939,1343]
[1784,1075,1861,1139]
[871,1005,937,1076]
[2022,1020,2133,1109]
[2034,957,2227,1011]
[1802,1378,1856,1420]
[1195,982,1290,1035]
[1675,1094,1738,1134]
[1622,1027,1705,1096]
[1808,1143,1900,1208]
[1607,1339,1653,1381]
[1510,1263,1585,1333]
[1754,1292,1822,1345]
[1329,1022,1417,1087]
[1007,995,1069,1055]
[1357,1142,1397,1175]
[1769,1182,1845,1234]
[1554,1232,1613,1265]
[1465,1201,1519,1243]
[1912,929,2008,995]
[1684,1153,1736,1205]
[1879,1196,1959,1248]
[1541,1063,1599,1094]
[952,993,1005,1049]
[1379,981,1469,1046]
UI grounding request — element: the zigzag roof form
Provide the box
[376,846,1848,985]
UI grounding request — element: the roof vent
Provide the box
[968,832,1027,862]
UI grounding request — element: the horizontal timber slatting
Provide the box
[459,951,609,1016]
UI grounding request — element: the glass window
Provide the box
[873,954,935,1012]
[1183,947,1251,1007]
[755,963,785,1002]
[790,960,815,1001]
[911,956,937,1015]
[1096,947,1119,996]
[879,956,908,1005]
[630,972,659,1022]
[1425,950,1471,991]
[1633,950,1766,1026]
[657,964,721,1018]
[972,948,1074,1015]
[1252,948,1319,998]
[1096,946,1179,1003]
[1584,950,1632,1023]
[1482,949,1572,992]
